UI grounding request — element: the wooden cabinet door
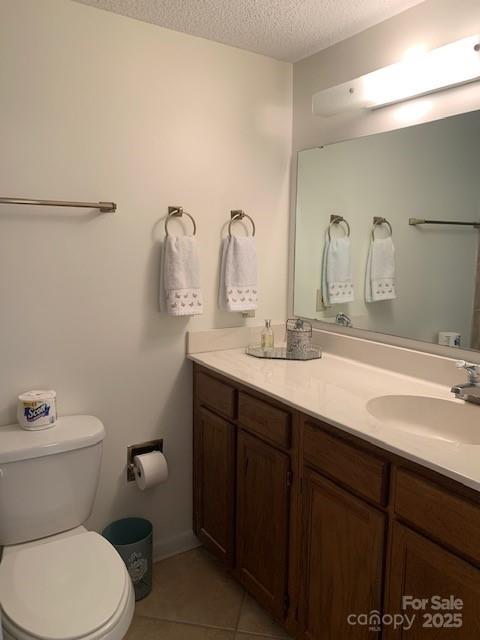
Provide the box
[299,468,385,640]
[385,522,480,639]
[236,429,290,618]
[194,407,236,566]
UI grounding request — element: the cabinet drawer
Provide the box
[238,392,291,448]
[394,468,480,564]
[303,422,388,505]
[196,371,236,419]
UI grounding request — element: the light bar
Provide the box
[312,35,480,117]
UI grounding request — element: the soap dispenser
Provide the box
[261,319,274,351]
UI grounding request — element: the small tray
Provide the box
[246,346,322,361]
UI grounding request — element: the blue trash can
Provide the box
[102,517,153,601]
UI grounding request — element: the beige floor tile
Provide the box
[236,596,291,638]
[135,547,244,629]
[125,616,235,639]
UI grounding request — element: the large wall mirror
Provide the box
[294,109,480,351]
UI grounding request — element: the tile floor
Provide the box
[126,546,292,639]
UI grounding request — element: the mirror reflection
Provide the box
[294,110,480,350]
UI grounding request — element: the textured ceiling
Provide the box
[72,0,425,62]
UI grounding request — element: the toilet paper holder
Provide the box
[127,439,164,482]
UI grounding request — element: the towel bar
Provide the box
[0,197,116,212]
[165,206,197,236]
[229,210,256,237]
[409,217,480,228]
[372,216,393,239]
[328,214,350,240]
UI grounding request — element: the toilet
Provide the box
[0,415,135,640]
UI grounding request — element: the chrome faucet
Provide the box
[451,360,480,404]
[335,313,352,328]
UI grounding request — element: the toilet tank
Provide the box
[0,415,105,546]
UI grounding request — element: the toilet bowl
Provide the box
[0,527,135,640]
[0,416,135,640]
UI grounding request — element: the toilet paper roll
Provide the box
[133,451,168,491]
[17,390,57,430]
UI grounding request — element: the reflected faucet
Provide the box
[451,360,480,404]
[335,313,352,328]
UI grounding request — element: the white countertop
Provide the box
[189,349,480,492]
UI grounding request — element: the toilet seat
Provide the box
[0,531,134,640]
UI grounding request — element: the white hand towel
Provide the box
[365,236,396,302]
[322,236,354,305]
[219,236,258,312]
[159,235,203,316]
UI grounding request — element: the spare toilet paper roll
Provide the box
[17,390,57,430]
[133,451,168,491]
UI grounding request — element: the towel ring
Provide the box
[228,210,256,237]
[328,215,350,240]
[372,216,392,240]
[165,206,197,236]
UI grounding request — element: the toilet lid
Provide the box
[0,532,127,640]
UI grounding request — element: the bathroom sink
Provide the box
[366,395,480,444]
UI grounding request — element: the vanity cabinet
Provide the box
[192,363,480,639]
[194,406,236,566]
[193,365,296,627]
[236,429,290,617]
[300,468,385,639]
[385,522,480,639]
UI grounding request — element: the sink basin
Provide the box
[366,395,480,444]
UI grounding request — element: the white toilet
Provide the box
[0,415,135,640]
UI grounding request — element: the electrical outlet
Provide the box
[316,290,341,317]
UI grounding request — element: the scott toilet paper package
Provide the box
[17,390,57,430]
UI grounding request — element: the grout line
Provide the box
[134,613,291,640]
[233,593,291,639]
[133,613,237,632]
[235,631,292,639]
[234,589,247,631]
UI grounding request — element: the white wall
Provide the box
[291,0,480,350]
[294,111,480,346]
[0,0,292,556]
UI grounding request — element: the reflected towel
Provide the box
[322,236,354,305]
[159,236,203,316]
[365,236,396,302]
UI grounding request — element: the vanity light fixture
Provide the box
[312,35,480,117]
